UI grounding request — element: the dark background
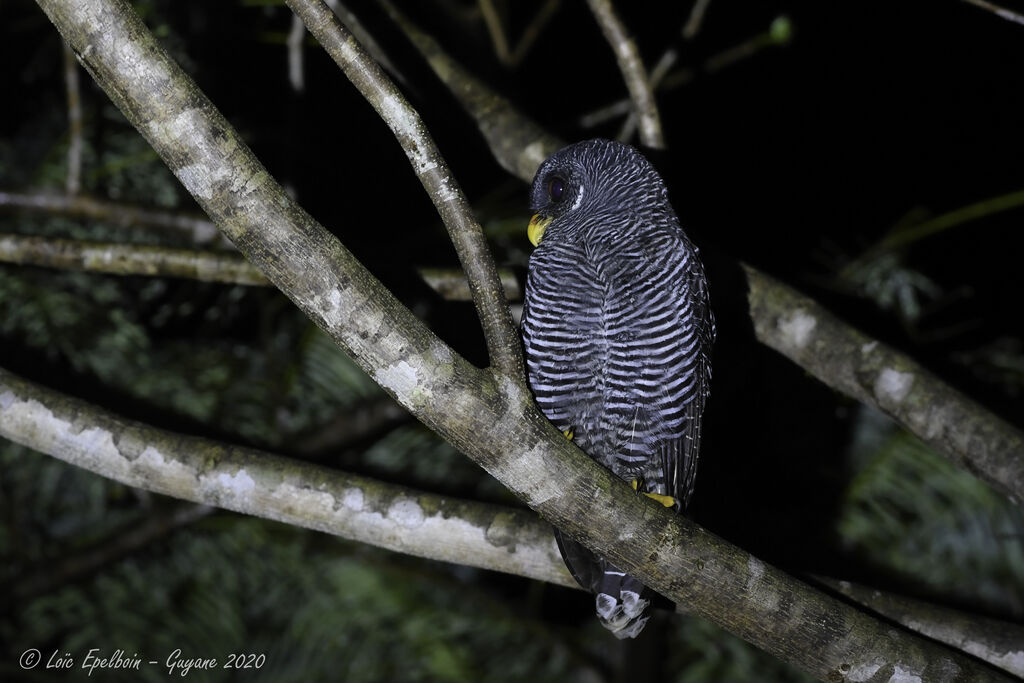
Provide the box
[1,1,1022,681]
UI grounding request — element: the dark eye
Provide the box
[548,177,565,202]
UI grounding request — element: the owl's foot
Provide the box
[631,478,676,508]
[563,429,574,440]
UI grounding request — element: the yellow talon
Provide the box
[562,429,574,440]
[631,479,675,507]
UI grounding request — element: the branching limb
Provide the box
[0,233,269,285]
[746,265,1024,505]
[0,190,225,246]
[585,0,664,148]
[285,0,523,380]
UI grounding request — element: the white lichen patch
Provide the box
[374,360,429,404]
[861,341,878,354]
[777,309,817,350]
[847,660,884,682]
[514,442,567,506]
[378,93,434,174]
[216,469,256,495]
[134,445,196,484]
[874,368,914,405]
[746,556,765,592]
[388,499,425,528]
[888,666,923,683]
[0,390,14,409]
[341,487,364,512]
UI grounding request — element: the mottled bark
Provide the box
[22,0,1018,679]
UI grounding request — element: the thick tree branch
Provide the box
[0,233,269,285]
[396,14,1024,509]
[0,190,224,246]
[585,0,665,149]
[285,0,522,380]
[2,366,1018,679]
[746,266,1024,505]
[27,0,1017,678]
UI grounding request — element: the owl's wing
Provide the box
[665,258,715,508]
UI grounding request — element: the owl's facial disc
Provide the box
[528,214,552,246]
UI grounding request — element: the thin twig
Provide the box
[477,0,511,64]
[286,0,524,380]
[287,12,305,91]
[585,0,665,148]
[962,0,1024,26]
[62,41,83,196]
[682,0,713,39]
[0,190,226,246]
[508,0,560,66]
[0,233,268,285]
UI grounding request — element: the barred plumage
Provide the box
[522,139,714,639]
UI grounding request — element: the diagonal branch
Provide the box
[585,0,664,148]
[285,0,523,381]
[28,0,1017,678]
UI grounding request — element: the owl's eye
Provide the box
[548,177,565,202]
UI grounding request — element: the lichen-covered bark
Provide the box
[746,265,1024,505]
[26,0,1018,679]
[0,234,268,285]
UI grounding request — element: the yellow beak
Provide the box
[528,214,552,247]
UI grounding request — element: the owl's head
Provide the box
[527,139,671,246]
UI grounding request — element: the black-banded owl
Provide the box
[521,139,714,638]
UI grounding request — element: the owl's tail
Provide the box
[553,530,653,639]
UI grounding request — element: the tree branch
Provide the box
[585,0,665,148]
[27,0,1017,678]
[962,0,1024,26]
[0,190,225,246]
[746,265,1024,505]
[2,365,1018,679]
[285,0,523,380]
[0,233,269,285]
